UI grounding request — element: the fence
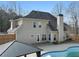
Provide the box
[0,34,16,45]
[70,34,79,42]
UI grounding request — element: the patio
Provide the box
[27,41,79,57]
[1,40,79,57]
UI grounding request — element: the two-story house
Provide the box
[7,10,69,44]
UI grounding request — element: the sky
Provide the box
[0,1,73,23]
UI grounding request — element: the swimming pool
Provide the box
[42,46,79,57]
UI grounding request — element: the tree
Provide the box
[8,8,17,19]
[67,2,79,35]
[51,2,64,16]
[0,1,23,32]
[0,8,10,32]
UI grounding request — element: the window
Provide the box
[33,22,36,28]
[38,22,42,28]
[54,35,57,42]
[49,34,51,40]
[39,25,41,28]
[54,37,56,41]
[42,34,46,41]
[37,35,39,41]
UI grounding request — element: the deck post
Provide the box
[36,51,41,57]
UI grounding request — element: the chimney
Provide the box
[57,14,64,43]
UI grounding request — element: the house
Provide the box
[7,10,69,44]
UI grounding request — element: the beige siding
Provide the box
[16,18,49,44]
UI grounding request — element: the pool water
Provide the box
[42,46,79,57]
[67,52,79,57]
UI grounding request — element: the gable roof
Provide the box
[24,10,57,20]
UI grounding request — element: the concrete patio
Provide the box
[27,41,79,57]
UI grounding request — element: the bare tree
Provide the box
[0,8,10,32]
[67,2,79,35]
[8,8,17,19]
[9,1,17,13]
[18,2,21,16]
[0,1,23,32]
[51,2,64,16]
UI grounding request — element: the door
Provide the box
[49,34,51,41]
[35,35,40,43]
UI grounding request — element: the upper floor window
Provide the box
[33,22,36,28]
[38,22,42,28]
[39,25,42,28]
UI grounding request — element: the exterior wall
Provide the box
[7,18,23,34]
[16,18,49,44]
[64,31,70,40]
[18,19,23,26]
[57,15,64,42]
[50,31,67,43]
[46,26,58,42]
[50,31,68,43]
[9,20,18,29]
[13,18,23,29]
[50,31,58,42]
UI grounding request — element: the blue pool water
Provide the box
[42,46,79,57]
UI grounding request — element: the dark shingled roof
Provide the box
[48,23,69,31]
[48,24,58,31]
[24,10,69,31]
[24,10,57,20]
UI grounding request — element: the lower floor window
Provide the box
[37,35,39,41]
[53,35,57,42]
[54,37,56,41]
[42,34,46,40]
[49,34,51,40]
